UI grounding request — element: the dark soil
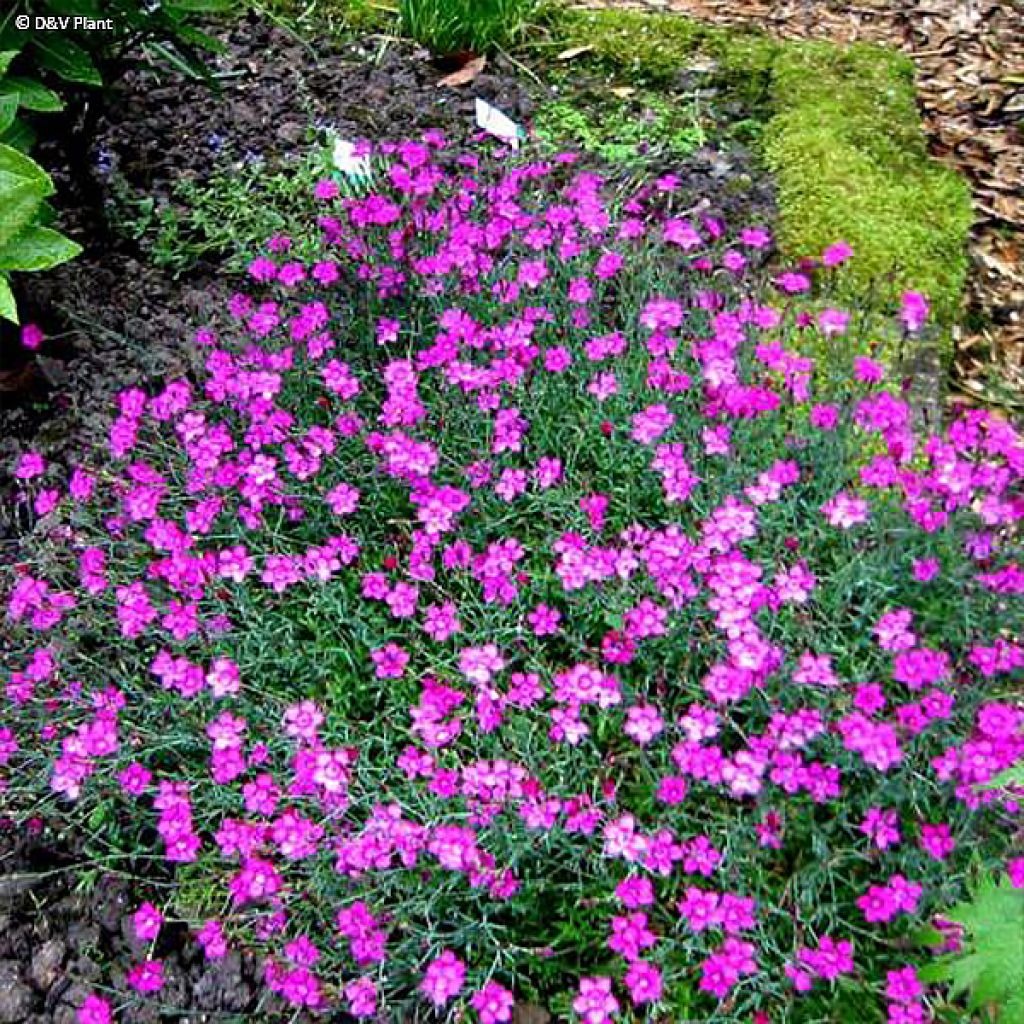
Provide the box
[0,12,774,1020]
[0,825,284,1022]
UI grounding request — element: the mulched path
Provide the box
[575,0,1024,408]
[0,13,774,1021]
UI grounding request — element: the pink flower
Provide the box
[420,950,465,1008]
[470,980,515,1024]
[900,291,929,332]
[77,994,113,1024]
[371,643,409,679]
[133,902,164,941]
[14,452,46,480]
[573,976,619,1023]
[886,966,923,1003]
[822,491,870,529]
[197,920,228,959]
[822,240,853,266]
[21,324,44,350]
[126,958,165,994]
[624,960,662,1005]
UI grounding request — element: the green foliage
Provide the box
[764,41,973,334]
[254,0,392,35]
[0,140,81,321]
[920,872,1024,1023]
[534,90,705,168]
[0,0,239,88]
[108,145,329,275]
[540,7,777,106]
[399,0,538,55]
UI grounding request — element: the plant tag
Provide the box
[332,138,372,182]
[475,98,524,151]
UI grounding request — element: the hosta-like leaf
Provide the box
[0,115,35,153]
[0,76,64,112]
[0,224,81,272]
[0,139,51,187]
[33,37,102,86]
[0,179,46,248]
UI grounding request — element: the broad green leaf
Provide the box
[0,140,51,187]
[0,76,64,112]
[0,179,46,248]
[0,93,16,133]
[0,224,81,271]
[33,37,102,86]
[0,115,35,153]
[0,272,17,323]
[0,49,20,76]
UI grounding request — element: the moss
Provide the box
[542,7,776,104]
[536,11,972,360]
[764,40,973,341]
[534,91,705,168]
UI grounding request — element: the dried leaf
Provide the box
[556,44,595,60]
[437,55,486,88]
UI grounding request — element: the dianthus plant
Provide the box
[3,137,1023,1024]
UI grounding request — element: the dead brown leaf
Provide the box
[556,44,595,60]
[437,55,486,88]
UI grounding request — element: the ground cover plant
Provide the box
[3,135,1023,1023]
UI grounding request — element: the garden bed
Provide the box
[0,2,1019,1024]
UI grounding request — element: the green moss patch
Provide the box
[534,90,706,168]
[764,41,972,333]
[536,11,972,356]
[540,8,777,107]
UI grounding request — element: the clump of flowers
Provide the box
[4,135,1023,1022]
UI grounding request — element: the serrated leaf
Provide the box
[926,874,1024,1023]
[1,76,64,112]
[33,37,102,86]
[0,224,81,271]
[0,272,17,323]
[986,761,1024,790]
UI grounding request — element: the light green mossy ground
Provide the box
[541,9,972,356]
[534,90,706,168]
[544,8,777,106]
[765,42,973,335]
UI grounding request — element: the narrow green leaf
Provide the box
[0,224,82,271]
[166,0,240,11]
[0,272,17,323]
